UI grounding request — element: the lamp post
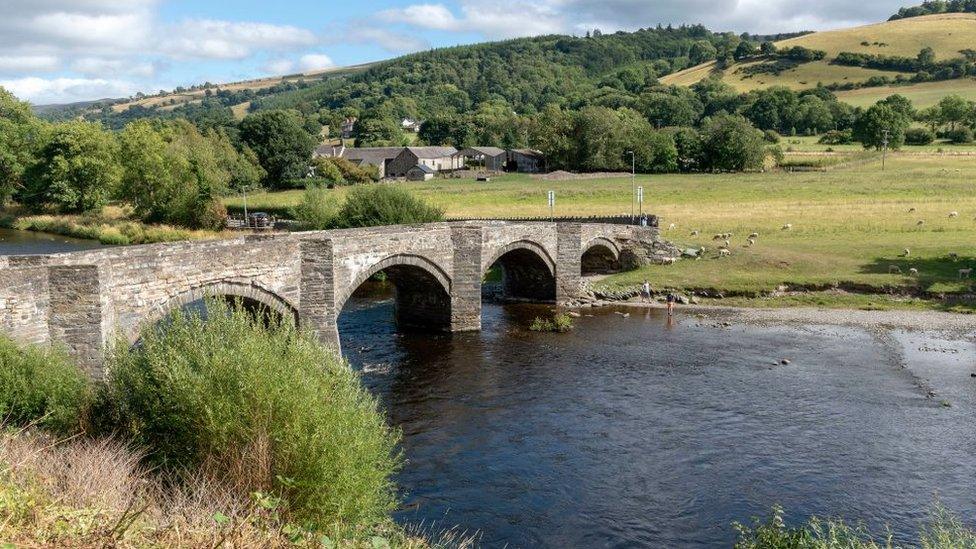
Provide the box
[627,150,635,223]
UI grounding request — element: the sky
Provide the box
[0,0,911,105]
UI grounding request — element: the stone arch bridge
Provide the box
[0,221,670,377]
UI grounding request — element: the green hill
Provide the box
[662,13,976,107]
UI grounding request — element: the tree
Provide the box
[239,110,317,189]
[355,114,406,147]
[917,46,936,68]
[936,94,970,130]
[699,114,767,172]
[853,103,910,150]
[760,41,778,56]
[734,41,758,61]
[689,40,717,64]
[22,121,121,213]
[0,88,44,204]
[528,104,576,171]
[639,89,703,127]
[879,94,916,120]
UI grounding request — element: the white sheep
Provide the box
[748,232,759,239]
[747,238,756,246]
[903,248,911,257]
[668,223,677,231]
[724,239,731,248]
[909,268,919,276]
[949,211,959,218]
[719,248,732,257]
[691,230,700,236]
[782,224,793,231]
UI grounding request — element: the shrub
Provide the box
[291,185,338,230]
[946,126,975,144]
[105,300,401,528]
[818,129,854,145]
[334,185,444,229]
[529,313,575,333]
[0,336,90,435]
[905,127,936,145]
[763,130,782,144]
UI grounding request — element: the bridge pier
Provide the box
[299,239,341,352]
[555,223,583,305]
[48,265,109,379]
[450,226,484,332]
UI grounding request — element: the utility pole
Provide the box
[547,190,555,222]
[881,129,890,171]
[627,150,635,223]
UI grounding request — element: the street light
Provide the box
[627,150,635,223]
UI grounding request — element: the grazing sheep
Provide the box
[960,268,973,279]
[889,265,902,274]
[909,268,919,276]
[747,238,756,246]
[691,230,700,236]
[719,248,732,257]
[713,234,725,241]
[916,220,925,226]
[748,232,759,239]
[782,224,793,231]
[949,211,959,218]
[903,248,911,257]
[668,223,677,231]
[699,246,707,255]
[724,239,731,248]
[908,207,917,213]
[661,257,677,265]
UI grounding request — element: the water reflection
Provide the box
[340,291,976,548]
[0,228,103,255]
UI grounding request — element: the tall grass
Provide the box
[0,335,91,435]
[734,505,976,548]
[104,300,402,529]
[4,214,225,244]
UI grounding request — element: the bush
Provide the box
[529,313,575,333]
[818,129,854,145]
[334,185,444,229]
[105,300,401,528]
[763,130,782,144]
[946,126,975,144]
[0,336,90,435]
[291,185,338,230]
[905,127,936,145]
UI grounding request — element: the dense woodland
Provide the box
[889,0,976,19]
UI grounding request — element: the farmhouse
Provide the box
[405,164,436,181]
[386,146,461,178]
[455,147,507,171]
[314,145,402,179]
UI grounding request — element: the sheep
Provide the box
[916,220,925,226]
[661,257,677,265]
[748,232,759,239]
[902,248,911,257]
[713,234,725,241]
[719,248,732,257]
[949,211,959,218]
[668,223,677,231]
[960,268,973,280]
[908,207,917,213]
[889,265,903,274]
[724,239,731,248]
[782,224,793,231]
[747,238,756,247]
[690,230,700,236]
[948,252,959,261]
[909,268,919,276]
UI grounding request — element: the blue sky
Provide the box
[0,0,908,104]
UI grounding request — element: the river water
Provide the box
[339,296,976,548]
[0,228,103,255]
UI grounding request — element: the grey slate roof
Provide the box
[405,146,458,159]
[457,147,507,157]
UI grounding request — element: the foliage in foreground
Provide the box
[734,504,976,549]
[0,335,91,435]
[104,300,402,529]
[0,429,442,548]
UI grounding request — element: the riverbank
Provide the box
[1,210,232,245]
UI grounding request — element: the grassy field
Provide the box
[662,13,976,107]
[228,153,976,311]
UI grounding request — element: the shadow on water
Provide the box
[339,285,976,548]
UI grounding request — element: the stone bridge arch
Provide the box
[581,237,623,275]
[337,253,453,333]
[483,239,558,301]
[131,281,299,342]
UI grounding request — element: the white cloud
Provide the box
[262,58,296,75]
[71,57,156,78]
[378,2,563,38]
[298,54,335,72]
[0,55,60,74]
[164,19,318,60]
[343,28,430,54]
[0,76,140,104]
[379,4,460,31]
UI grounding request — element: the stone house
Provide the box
[386,147,461,178]
[456,147,507,171]
[313,145,403,179]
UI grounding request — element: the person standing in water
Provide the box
[641,280,651,303]
[666,293,676,316]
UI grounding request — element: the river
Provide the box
[0,228,103,255]
[339,295,976,548]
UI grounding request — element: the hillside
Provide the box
[662,13,976,107]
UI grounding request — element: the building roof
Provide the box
[404,146,459,159]
[457,147,507,157]
[510,148,544,158]
[315,146,405,167]
[408,164,436,174]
